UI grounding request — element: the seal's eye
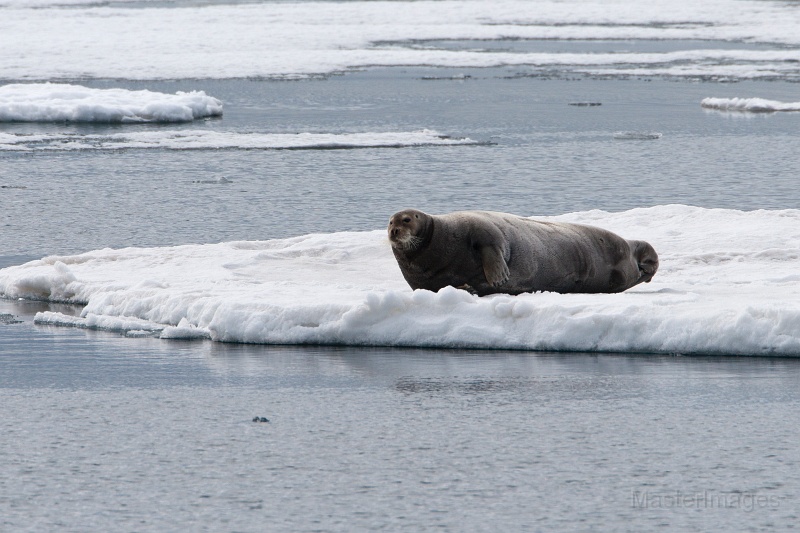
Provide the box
[403,217,411,223]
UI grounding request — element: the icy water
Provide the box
[3,69,800,257]
[3,300,800,532]
[3,67,800,530]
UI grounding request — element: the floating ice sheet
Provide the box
[0,129,483,151]
[0,83,222,123]
[2,206,799,355]
[701,97,800,113]
[1,1,800,80]
[612,131,662,140]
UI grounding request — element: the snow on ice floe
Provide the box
[0,129,482,151]
[701,97,800,113]
[0,83,222,123]
[2,0,800,80]
[2,206,800,356]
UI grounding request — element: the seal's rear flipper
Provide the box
[630,240,659,283]
[455,284,478,295]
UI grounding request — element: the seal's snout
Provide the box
[388,210,425,250]
[388,222,400,241]
[388,213,408,241]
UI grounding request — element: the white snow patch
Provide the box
[35,310,166,334]
[161,317,212,340]
[3,206,800,356]
[701,97,800,113]
[0,83,222,123]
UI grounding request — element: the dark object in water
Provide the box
[0,313,23,325]
[252,416,270,423]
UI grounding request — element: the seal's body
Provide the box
[388,210,658,296]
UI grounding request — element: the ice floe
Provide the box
[701,97,800,113]
[2,205,799,356]
[0,83,222,123]
[612,132,662,140]
[1,0,800,80]
[0,129,483,151]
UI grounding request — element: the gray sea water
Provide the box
[3,67,800,258]
[2,63,800,531]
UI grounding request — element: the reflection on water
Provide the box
[3,298,800,391]
[394,376,530,394]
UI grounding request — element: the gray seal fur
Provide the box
[388,209,658,296]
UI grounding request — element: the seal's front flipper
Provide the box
[481,246,510,287]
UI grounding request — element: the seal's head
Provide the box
[388,209,429,251]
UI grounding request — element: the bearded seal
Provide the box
[388,209,658,296]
